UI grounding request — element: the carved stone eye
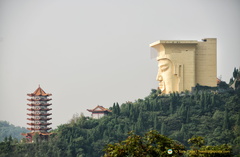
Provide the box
[160,65,169,72]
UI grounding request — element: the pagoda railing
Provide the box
[27,113,52,116]
[27,108,52,111]
[27,123,52,126]
[27,118,52,121]
[27,98,52,101]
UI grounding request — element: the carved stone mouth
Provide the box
[159,82,165,92]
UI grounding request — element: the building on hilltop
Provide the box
[150,38,217,94]
[87,105,111,119]
[21,85,52,142]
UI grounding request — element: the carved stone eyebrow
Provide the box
[159,61,169,67]
[159,60,168,65]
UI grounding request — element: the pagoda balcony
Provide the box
[27,123,52,126]
[27,98,52,102]
[27,108,52,111]
[27,127,52,131]
[27,103,52,106]
[27,113,52,116]
[27,118,52,121]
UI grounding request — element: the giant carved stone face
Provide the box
[156,58,177,94]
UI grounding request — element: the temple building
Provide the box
[22,86,52,142]
[87,105,111,119]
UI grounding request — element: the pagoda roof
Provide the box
[27,103,52,106]
[87,105,111,112]
[27,85,52,96]
[27,127,52,131]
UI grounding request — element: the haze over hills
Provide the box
[0,121,28,142]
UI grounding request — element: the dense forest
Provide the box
[0,67,240,157]
[0,121,28,142]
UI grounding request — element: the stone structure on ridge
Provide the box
[150,38,217,94]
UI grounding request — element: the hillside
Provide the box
[0,121,29,142]
[0,68,240,157]
[0,87,240,156]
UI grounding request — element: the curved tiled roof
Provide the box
[27,85,52,96]
[87,105,111,112]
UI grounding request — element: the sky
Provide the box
[0,0,240,129]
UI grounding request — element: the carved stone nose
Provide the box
[156,75,163,81]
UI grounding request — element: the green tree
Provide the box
[187,136,232,157]
[153,114,158,130]
[223,108,229,130]
[170,102,173,115]
[112,103,116,115]
[233,67,238,79]
[103,130,185,157]
[161,122,166,135]
[116,102,120,115]
[136,111,144,133]
[188,136,205,149]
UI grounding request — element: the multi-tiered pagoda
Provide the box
[22,86,52,142]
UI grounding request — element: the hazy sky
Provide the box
[0,0,240,129]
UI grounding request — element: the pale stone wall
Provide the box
[150,38,217,94]
[195,38,217,87]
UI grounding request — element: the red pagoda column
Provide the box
[22,85,52,142]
